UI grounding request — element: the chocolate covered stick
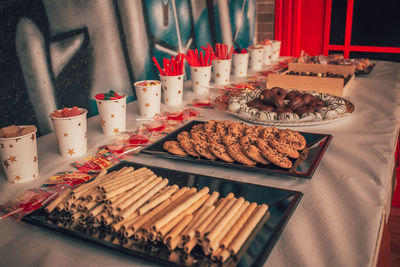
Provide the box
[152,187,210,232]
[208,201,249,252]
[219,202,258,249]
[157,193,210,237]
[138,185,179,215]
[228,204,269,255]
[45,188,72,213]
[113,175,159,210]
[195,193,234,237]
[119,178,169,219]
[205,197,245,244]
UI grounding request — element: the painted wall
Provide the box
[0,0,256,136]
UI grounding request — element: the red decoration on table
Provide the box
[152,53,185,76]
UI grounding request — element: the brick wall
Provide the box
[256,0,275,43]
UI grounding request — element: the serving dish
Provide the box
[140,120,332,179]
[22,161,302,267]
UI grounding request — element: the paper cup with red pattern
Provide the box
[190,65,212,95]
[50,108,88,158]
[160,74,184,106]
[95,94,127,135]
[248,45,264,70]
[232,53,249,77]
[0,126,39,183]
[212,59,232,85]
[271,40,281,62]
[262,43,273,66]
[134,80,161,117]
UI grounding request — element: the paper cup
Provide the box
[248,46,264,70]
[96,94,127,135]
[134,80,161,117]
[160,74,184,106]
[271,40,281,62]
[212,59,232,85]
[231,53,249,77]
[190,65,212,95]
[50,109,87,158]
[0,127,39,183]
[262,43,273,66]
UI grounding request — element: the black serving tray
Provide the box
[140,120,332,179]
[22,161,302,267]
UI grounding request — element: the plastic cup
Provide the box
[212,59,232,85]
[190,65,212,95]
[50,108,87,158]
[271,40,282,62]
[248,46,264,70]
[160,74,184,106]
[96,94,127,135]
[231,53,249,77]
[0,127,39,183]
[134,80,162,117]
[262,43,273,66]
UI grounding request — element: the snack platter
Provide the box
[355,63,375,75]
[140,120,332,179]
[22,161,302,267]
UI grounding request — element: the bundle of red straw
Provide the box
[152,53,185,76]
[201,43,234,60]
[185,48,213,67]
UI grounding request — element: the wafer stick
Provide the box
[203,197,237,238]
[195,193,234,237]
[211,247,223,261]
[152,187,209,232]
[119,178,169,220]
[205,197,245,244]
[98,167,148,190]
[101,168,152,193]
[209,201,249,252]
[113,175,159,210]
[184,236,198,254]
[138,185,179,215]
[147,185,173,203]
[89,204,105,218]
[157,193,209,237]
[112,211,139,232]
[45,188,72,213]
[82,200,98,211]
[185,205,215,241]
[165,214,193,244]
[104,173,156,200]
[228,204,268,255]
[218,248,231,262]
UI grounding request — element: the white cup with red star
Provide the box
[159,74,184,106]
[134,80,161,117]
[95,91,127,135]
[271,40,282,62]
[0,125,39,183]
[50,107,87,158]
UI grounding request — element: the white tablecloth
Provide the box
[0,61,399,267]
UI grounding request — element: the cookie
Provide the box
[207,131,222,144]
[228,122,246,137]
[215,120,232,136]
[177,131,190,142]
[203,120,217,134]
[208,143,235,162]
[240,134,258,147]
[279,129,306,150]
[191,123,205,132]
[163,141,188,156]
[261,127,279,140]
[242,144,270,165]
[190,129,207,142]
[244,125,264,137]
[222,134,239,146]
[268,138,300,159]
[226,143,256,166]
[178,136,201,158]
[256,139,292,169]
[193,140,217,160]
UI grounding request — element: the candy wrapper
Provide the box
[71,149,119,174]
[0,187,61,220]
[42,171,93,188]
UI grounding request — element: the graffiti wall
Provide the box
[0,0,256,136]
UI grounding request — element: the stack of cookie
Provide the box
[163,121,306,169]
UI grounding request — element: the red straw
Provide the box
[152,57,165,76]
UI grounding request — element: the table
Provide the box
[0,61,399,267]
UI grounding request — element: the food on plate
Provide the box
[162,121,307,169]
[44,167,269,263]
[228,87,354,122]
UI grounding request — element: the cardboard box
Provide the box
[267,63,355,96]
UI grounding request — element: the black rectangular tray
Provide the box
[140,120,332,179]
[22,161,302,267]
